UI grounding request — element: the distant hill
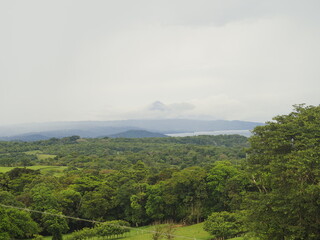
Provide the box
[0,119,264,141]
[108,130,168,138]
[0,134,50,142]
[0,127,140,141]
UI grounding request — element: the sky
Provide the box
[1,0,320,125]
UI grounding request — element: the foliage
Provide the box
[0,134,249,235]
[0,152,37,166]
[244,104,320,239]
[32,234,45,240]
[0,207,40,238]
[203,211,243,240]
[0,135,246,170]
[42,209,69,240]
[207,161,250,212]
[149,223,177,240]
[69,220,130,239]
[68,227,96,240]
[95,220,130,236]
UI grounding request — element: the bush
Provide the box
[203,211,243,240]
[95,220,130,237]
[69,220,130,239]
[68,228,95,240]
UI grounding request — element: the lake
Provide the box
[166,129,252,137]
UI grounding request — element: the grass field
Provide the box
[24,150,43,155]
[49,223,244,240]
[24,150,57,160]
[0,165,68,175]
[115,223,244,240]
[114,223,213,240]
[0,150,60,175]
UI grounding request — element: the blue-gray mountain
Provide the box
[0,119,264,141]
[108,130,168,138]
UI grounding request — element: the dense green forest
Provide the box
[0,105,319,240]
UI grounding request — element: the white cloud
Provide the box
[0,1,319,125]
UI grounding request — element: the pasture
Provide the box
[0,165,68,175]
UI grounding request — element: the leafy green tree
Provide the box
[161,166,208,223]
[207,161,249,212]
[203,211,242,240]
[80,184,116,220]
[0,173,10,191]
[0,190,24,207]
[6,168,40,193]
[244,104,320,239]
[57,189,81,215]
[56,189,82,231]
[68,227,95,240]
[94,220,130,237]
[0,207,40,239]
[128,184,149,226]
[131,160,149,182]
[0,232,10,240]
[42,209,69,240]
[146,184,166,221]
[71,174,100,194]
[29,183,60,211]
[69,220,130,239]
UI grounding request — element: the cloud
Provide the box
[148,101,195,112]
[148,101,168,111]
[99,101,195,120]
[0,1,319,125]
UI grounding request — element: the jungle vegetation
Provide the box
[0,105,319,240]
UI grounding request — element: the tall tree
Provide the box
[244,104,320,239]
[42,209,69,240]
[0,207,40,239]
[207,161,249,212]
[162,166,208,223]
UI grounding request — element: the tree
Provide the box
[244,104,320,239]
[0,190,40,238]
[203,211,242,240]
[207,161,249,212]
[151,223,176,240]
[146,184,166,221]
[42,210,69,240]
[161,166,208,223]
[29,182,60,212]
[0,207,40,239]
[80,184,116,220]
[69,220,130,240]
[94,220,130,237]
[56,189,82,231]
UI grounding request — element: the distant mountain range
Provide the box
[108,130,168,138]
[0,119,264,141]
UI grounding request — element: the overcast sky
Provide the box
[1,0,319,125]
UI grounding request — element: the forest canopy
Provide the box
[0,105,319,239]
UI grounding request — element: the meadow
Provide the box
[42,223,243,240]
[24,150,57,160]
[0,165,68,175]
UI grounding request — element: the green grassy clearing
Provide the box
[58,223,243,240]
[37,153,57,160]
[0,165,68,175]
[24,150,43,155]
[25,150,57,160]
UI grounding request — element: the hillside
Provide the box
[0,119,263,141]
[108,130,168,138]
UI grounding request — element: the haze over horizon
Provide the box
[1,0,319,125]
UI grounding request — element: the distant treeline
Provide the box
[0,135,247,169]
